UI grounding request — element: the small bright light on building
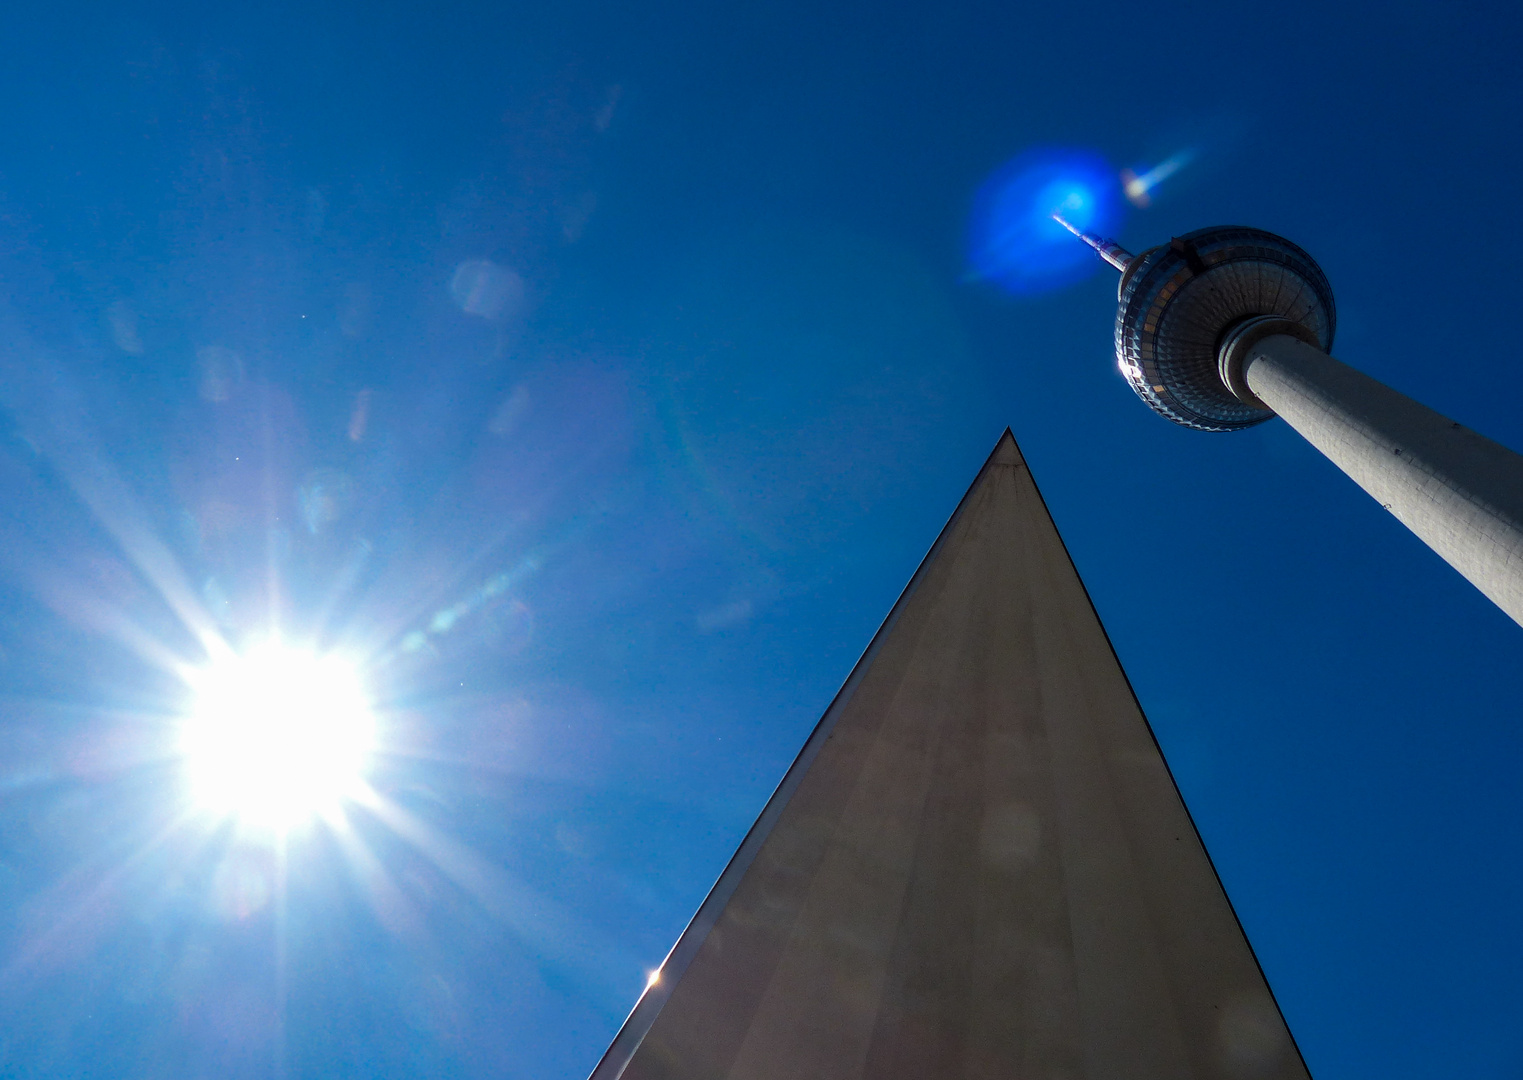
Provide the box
[179,642,377,830]
[646,970,661,989]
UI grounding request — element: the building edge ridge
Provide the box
[583,428,1021,1080]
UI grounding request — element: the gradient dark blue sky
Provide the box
[1,2,1521,1077]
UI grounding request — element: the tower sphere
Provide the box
[1115,226,1336,431]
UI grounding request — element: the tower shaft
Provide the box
[1238,333,1523,625]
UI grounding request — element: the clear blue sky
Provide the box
[1,2,1520,1077]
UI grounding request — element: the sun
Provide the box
[179,642,377,830]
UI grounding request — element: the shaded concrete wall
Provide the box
[590,431,1308,1080]
[1246,333,1523,627]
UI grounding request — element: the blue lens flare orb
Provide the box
[967,147,1125,295]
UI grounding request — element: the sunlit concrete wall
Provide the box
[590,432,1308,1080]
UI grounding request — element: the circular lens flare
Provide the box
[180,643,376,830]
[967,147,1125,295]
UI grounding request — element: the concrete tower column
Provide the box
[1236,332,1523,626]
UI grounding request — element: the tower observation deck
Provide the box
[1059,216,1523,628]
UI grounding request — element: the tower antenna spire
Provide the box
[1051,211,1133,272]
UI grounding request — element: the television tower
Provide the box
[1056,216,1523,628]
[583,221,1523,1080]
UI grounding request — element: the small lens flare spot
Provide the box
[179,643,377,830]
[1120,150,1196,207]
[967,148,1125,295]
[646,969,662,988]
[450,259,526,322]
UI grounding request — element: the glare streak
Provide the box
[1121,150,1196,207]
[351,786,638,998]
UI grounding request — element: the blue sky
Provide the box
[1,1,1521,1077]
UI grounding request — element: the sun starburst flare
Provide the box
[178,642,377,831]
